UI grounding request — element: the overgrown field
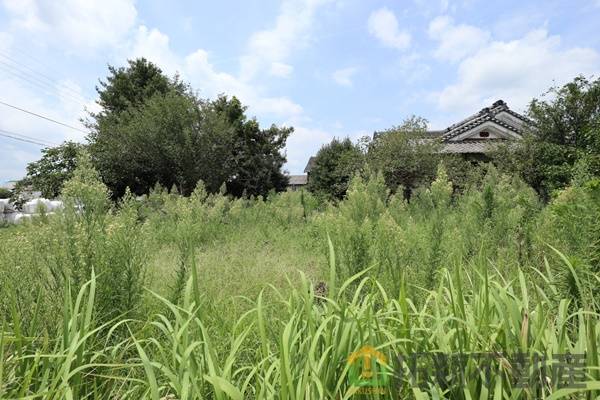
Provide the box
[1,162,600,399]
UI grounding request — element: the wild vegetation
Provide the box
[1,153,600,399]
[2,62,599,398]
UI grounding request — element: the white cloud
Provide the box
[186,50,303,117]
[284,124,333,173]
[2,0,137,52]
[0,72,91,180]
[428,16,490,62]
[434,29,600,114]
[240,0,333,81]
[270,62,294,78]
[0,28,93,180]
[0,0,333,177]
[130,27,304,119]
[332,67,358,87]
[130,26,181,75]
[0,30,89,137]
[367,7,411,50]
[397,53,431,83]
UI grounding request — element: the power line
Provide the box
[0,61,88,108]
[0,128,56,147]
[2,128,59,146]
[7,46,67,85]
[0,50,87,100]
[0,52,85,98]
[0,100,89,134]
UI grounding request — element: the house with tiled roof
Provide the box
[302,100,529,180]
[428,99,529,155]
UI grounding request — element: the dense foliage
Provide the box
[495,76,600,199]
[366,116,441,196]
[1,157,599,398]
[85,58,290,198]
[209,96,291,197]
[12,141,83,199]
[306,137,364,200]
[308,117,478,199]
[94,58,185,117]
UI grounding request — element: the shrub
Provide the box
[0,187,11,198]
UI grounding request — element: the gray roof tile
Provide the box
[440,139,505,154]
[288,175,308,185]
[440,100,529,141]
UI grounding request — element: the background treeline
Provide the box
[12,59,600,208]
[308,76,600,202]
[13,58,292,201]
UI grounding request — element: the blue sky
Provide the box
[1,0,599,183]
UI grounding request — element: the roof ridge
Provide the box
[440,100,529,141]
[443,100,506,133]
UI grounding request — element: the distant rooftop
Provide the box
[288,175,308,186]
[305,100,530,168]
[304,157,316,174]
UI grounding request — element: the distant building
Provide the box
[426,99,529,157]
[303,156,316,181]
[302,100,529,179]
[287,174,308,191]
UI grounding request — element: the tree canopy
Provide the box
[494,76,600,199]
[14,141,83,199]
[307,137,364,200]
[366,116,441,197]
[208,96,291,197]
[87,58,290,198]
[93,58,185,118]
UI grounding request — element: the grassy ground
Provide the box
[1,164,599,398]
[148,219,325,326]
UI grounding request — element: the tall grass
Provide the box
[1,160,599,398]
[1,247,599,398]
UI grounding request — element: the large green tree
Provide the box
[210,96,291,197]
[88,58,290,197]
[93,58,185,118]
[87,58,190,196]
[90,90,204,196]
[494,76,600,199]
[367,116,441,197]
[307,137,364,200]
[14,141,84,199]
